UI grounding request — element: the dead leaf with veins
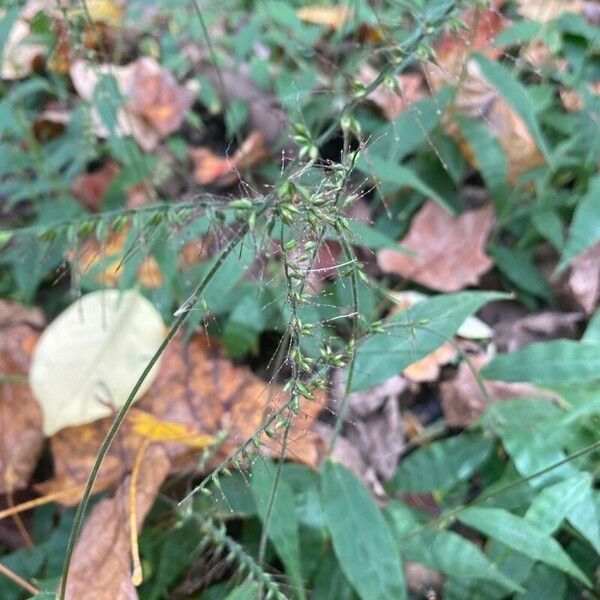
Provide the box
[70,57,194,152]
[36,332,324,506]
[358,64,427,121]
[377,201,494,292]
[64,444,171,600]
[441,354,559,427]
[190,131,270,187]
[0,302,44,494]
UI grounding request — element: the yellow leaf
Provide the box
[130,410,215,449]
[297,5,353,30]
[68,0,124,26]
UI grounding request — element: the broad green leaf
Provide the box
[409,531,521,592]
[560,175,600,269]
[362,156,453,211]
[320,460,406,600]
[252,460,305,599]
[387,433,494,493]
[352,291,505,391]
[518,564,567,600]
[568,488,600,554]
[526,473,591,532]
[459,507,591,585]
[473,54,551,164]
[456,116,509,207]
[488,245,552,300]
[482,340,600,384]
[385,502,521,592]
[582,311,600,343]
[223,294,265,358]
[29,290,165,435]
[224,584,259,600]
[346,220,400,250]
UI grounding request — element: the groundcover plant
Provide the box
[0,0,599,598]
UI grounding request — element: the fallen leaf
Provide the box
[70,57,194,151]
[74,227,164,288]
[0,301,44,494]
[516,0,584,22]
[190,131,269,187]
[403,342,457,383]
[564,242,600,314]
[441,354,558,427]
[493,311,584,353]
[358,64,427,121]
[426,7,545,183]
[72,0,125,27]
[296,5,354,30]
[332,371,411,480]
[560,82,600,113]
[64,444,171,600]
[30,290,165,435]
[37,332,324,504]
[71,161,120,212]
[1,1,49,80]
[32,104,71,142]
[377,201,494,292]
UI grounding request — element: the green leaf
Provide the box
[488,245,552,300]
[567,488,600,554]
[363,156,453,212]
[352,291,505,391]
[252,460,305,599]
[459,507,591,585]
[482,340,600,384]
[473,54,551,165]
[456,116,509,207]
[385,502,521,592]
[224,584,260,600]
[582,311,600,343]
[223,294,265,358]
[320,460,406,600]
[525,473,591,532]
[518,564,567,600]
[387,433,494,493]
[559,175,600,269]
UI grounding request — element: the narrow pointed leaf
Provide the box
[320,460,406,600]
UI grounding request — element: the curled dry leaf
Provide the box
[1,0,49,80]
[296,5,354,30]
[427,7,545,183]
[30,290,165,435]
[378,201,494,292]
[557,241,600,315]
[0,302,44,494]
[64,444,171,600]
[441,353,558,427]
[190,131,270,187]
[37,332,324,504]
[358,64,427,121]
[70,57,194,152]
[403,342,457,383]
[71,161,120,212]
[74,227,163,288]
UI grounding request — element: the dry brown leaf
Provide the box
[70,57,194,152]
[560,81,600,113]
[1,1,49,80]
[403,342,457,383]
[37,333,323,504]
[74,227,163,288]
[426,7,546,183]
[0,302,44,494]
[64,444,170,600]
[441,354,558,427]
[190,131,269,187]
[493,311,584,353]
[297,5,354,30]
[516,0,584,22]
[564,242,600,315]
[358,64,427,121]
[377,201,494,292]
[32,105,71,142]
[71,161,120,212]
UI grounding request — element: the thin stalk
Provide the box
[59,223,250,598]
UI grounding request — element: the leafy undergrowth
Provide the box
[1,0,600,598]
